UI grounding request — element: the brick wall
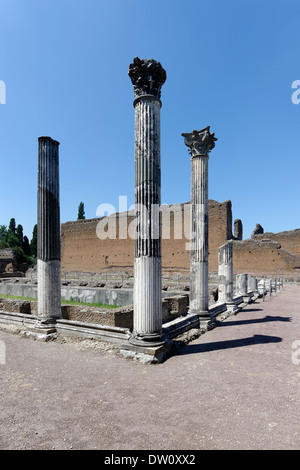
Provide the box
[61,200,233,274]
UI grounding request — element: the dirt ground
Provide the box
[0,285,299,451]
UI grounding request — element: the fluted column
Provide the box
[37,136,62,324]
[128,57,166,346]
[182,127,217,324]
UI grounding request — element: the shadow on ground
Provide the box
[219,315,292,327]
[176,334,282,356]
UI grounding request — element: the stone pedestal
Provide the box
[127,57,167,352]
[36,136,62,332]
[248,276,258,294]
[182,127,217,326]
[218,241,238,313]
[236,273,251,304]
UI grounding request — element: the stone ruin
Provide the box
[0,57,288,363]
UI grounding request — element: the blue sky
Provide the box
[0,0,299,241]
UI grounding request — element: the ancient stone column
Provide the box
[128,57,166,346]
[248,276,258,293]
[218,241,238,312]
[182,127,217,324]
[236,273,250,303]
[37,136,62,326]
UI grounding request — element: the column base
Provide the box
[22,318,58,342]
[243,294,252,304]
[120,333,173,363]
[225,301,240,314]
[128,332,165,348]
[188,309,214,329]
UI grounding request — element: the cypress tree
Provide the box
[77,202,85,220]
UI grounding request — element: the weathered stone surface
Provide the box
[0,298,31,314]
[254,228,300,258]
[128,57,166,100]
[251,223,264,238]
[0,249,18,273]
[37,136,62,323]
[183,127,217,321]
[218,241,233,303]
[232,238,300,274]
[130,58,166,345]
[234,219,243,240]
[61,199,235,274]
[236,273,248,295]
[182,127,217,156]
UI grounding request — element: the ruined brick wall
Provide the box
[232,239,300,275]
[0,249,17,273]
[253,229,300,258]
[61,199,233,274]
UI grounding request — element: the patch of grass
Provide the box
[62,299,119,309]
[0,294,37,301]
[0,294,119,309]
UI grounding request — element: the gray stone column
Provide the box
[182,128,217,325]
[236,273,251,303]
[128,57,166,347]
[37,136,62,326]
[218,241,238,312]
[248,276,258,293]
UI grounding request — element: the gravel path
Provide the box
[0,285,299,450]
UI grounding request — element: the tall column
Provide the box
[182,127,217,325]
[128,57,166,346]
[218,241,238,312]
[37,136,62,326]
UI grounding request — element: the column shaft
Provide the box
[236,273,248,295]
[37,136,61,323]
[190,155,209,314]
[218,241,233,303]
[182,127,217,323]
[128,57,166,346]
[134,97,162,338]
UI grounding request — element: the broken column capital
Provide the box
[182,127,217,157]
[128,57,167,102]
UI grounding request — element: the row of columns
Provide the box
[34,58,283,355]
[35,57,218,343]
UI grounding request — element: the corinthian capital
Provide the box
[182,127,217,157]
[128,57,167,100]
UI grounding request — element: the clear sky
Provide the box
[0,0,299,241]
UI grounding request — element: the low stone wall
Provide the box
[0,282,189,308]
[0,272,25,278]
[0,294,189,330]
[0,298,32,314]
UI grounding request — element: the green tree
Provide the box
[30,224,37,257]
[6,230,19,248]
[23,235,31,256]
[77,202,85,220]
[8,218,16,235]
[16,224,24,248]
[0,225,7,242]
